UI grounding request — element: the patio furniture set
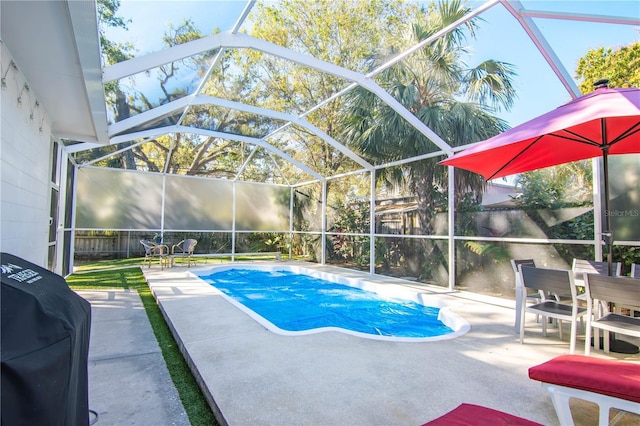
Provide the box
[512,258,639,355]
[140,239,284,268]
[427,259,639,425]
[140,239,198,270]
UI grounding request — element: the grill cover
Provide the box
[1,253,91,426]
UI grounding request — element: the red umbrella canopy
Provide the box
[439,86,640,180]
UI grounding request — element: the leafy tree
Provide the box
[94,0,137,169]
[575,42,640,93]
[514,162,595,262]
[91,6,245,177]
[328,199,370,265]
[125,20,216,174]
[515,162,592,209]
[216,0,430,256]
[340,0,516,278]
[222,0,418,183]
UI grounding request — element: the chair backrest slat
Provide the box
[520,265,574,297]
[585,274,640,309]
[631,264,640,279]
[185,239,197,253]
[572,259,621,278]
[511,259,535,273]
[511,259,535,288]
[140,240,155,254]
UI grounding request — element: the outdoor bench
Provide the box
[528,354,640,425]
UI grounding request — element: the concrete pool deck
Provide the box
[139,260,639,425]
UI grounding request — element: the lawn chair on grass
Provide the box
[171,239,198,267]
[140,239,170,270]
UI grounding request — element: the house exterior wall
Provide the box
[1,45,53,267]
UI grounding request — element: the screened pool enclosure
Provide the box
[56,1,639,293]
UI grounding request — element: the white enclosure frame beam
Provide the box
[103,31,454,156]
[64,142,105,154]
[109,124,325,182]
[110,93,374,171]
[369,171,376,275]
[447,166,456,290]
[175,1,256,126]
[519,9,640,26]
[499,0,580,98]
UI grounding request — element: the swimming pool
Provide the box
[193,264,469,342]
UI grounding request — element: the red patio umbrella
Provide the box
[440,81,640,273]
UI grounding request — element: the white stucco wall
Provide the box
[1,45,53,267]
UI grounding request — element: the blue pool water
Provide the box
[196,268,455,339]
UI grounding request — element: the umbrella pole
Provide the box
[601,117,614,276]
[602,148,614,276]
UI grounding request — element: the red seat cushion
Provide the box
[422,403,541,426]
[528,354,640,403]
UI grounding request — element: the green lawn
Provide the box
[67,261,219,426]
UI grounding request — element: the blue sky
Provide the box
[465,1,639,126]
[105,0,639,128]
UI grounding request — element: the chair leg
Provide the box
[545,386,576,426]
[558,319,563,340]
[515,288,523,332]
[569,321,577,354]
[519,307,526,344]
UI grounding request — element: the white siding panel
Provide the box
[0,46,53,267]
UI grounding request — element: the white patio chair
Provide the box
[511,259,540,332]
[629,264,640,316]
[572,258,621,283]
[518,265,587,354]
[631,263,640,278]
[584,273,640,355]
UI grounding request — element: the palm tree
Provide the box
[340,0,517,279]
